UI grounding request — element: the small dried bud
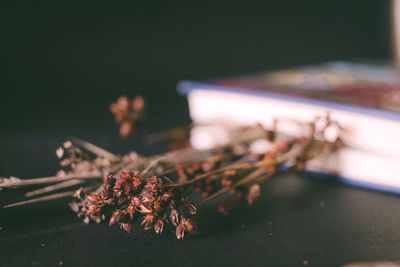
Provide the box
[104,175,116,187]
[154,219,164,234]
[183,219,198,234]
[161,192,173,202]
[121,171,133,180]
[132,95,145,111]
[141,214,155,230]
[132,197,142,207]
[176,223,186,240]
[133,178,142,188]
[126,205,136,220]
[56,147,64,159]
[121,222,132,233]
[170,209,179,226]
[87,194,103,205]
[221,177,232,187]
[60,159,70,166]
[247,184,261,205]
[184,202,197,215]
[117,195,128,205]
[109,211,125,226]
[153,198,163,212]
[101,188,114,200]
[63,141,72,149]
[86,206,103,217]
[138,205,153,214]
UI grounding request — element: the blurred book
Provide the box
[178,62,400,194]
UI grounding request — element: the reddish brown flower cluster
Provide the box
[85,171,198,239]
[110,95,146,138]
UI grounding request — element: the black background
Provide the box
[1,1,399,266]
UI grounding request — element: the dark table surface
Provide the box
[2,110,400,267]
[1,2,397,266]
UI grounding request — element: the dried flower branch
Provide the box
[0,95,344,240]
[110,95,146,138]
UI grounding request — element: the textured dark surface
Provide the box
[2,136,400,267]
[1,1,398,266]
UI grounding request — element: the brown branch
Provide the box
[0,172,102,189]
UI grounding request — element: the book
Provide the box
[177,62,400,194]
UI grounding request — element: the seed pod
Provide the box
[132,197,142,207]
[247,184,261,205]
[121,171,133,180]
[183,219,198,234]
[184,202,197,215]
[126,205,136,220]
[161,192,173,202]
[221,177,232,187]
[154,220,164,234]
[170,209,179,226]
[86,206,103,217]
[141,214,155,230]
[132,178,142,188]
[121,222,132,233]
[104,175,116,187]
[101,188,113,200]
[117,195,128,205]
[87,194,103,205]
[109,210,125,227]
[176,223,186,240]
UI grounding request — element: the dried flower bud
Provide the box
[153,198,163,212]
[63,141,72,149]
[87,194,103,205]
[154,219,164,234]
[183,219,198,234]
[139,205,153,214]
[132,95,145,111]
[221,177,232,187]
[109,211,125,226]
[121,171,133,180]
[161,192,173,202]
[132,197,141,207]
[176,223,186,240]
[86,206,103,217]
[60,159,70,166]
[121,222,132,233]
[141,214,155,230]
[184,202,197,215]
[170,209,179,226]
[56,147,64,159]
[101,188,114,200]
[126,205,136,220]
[247,184,261,205]
[104,175,116,187]
[133,178,142,188]
[117,195,129,205]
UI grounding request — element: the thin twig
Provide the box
[25,179,84,197]
[0,172,102,189]
[4,185,99,208]
[140,156,165,176]
[201,167,270,203]
[69,137,120,161]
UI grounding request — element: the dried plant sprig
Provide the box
[1,112,343,240]
[79,171,198,239]
[110,95,146,138]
